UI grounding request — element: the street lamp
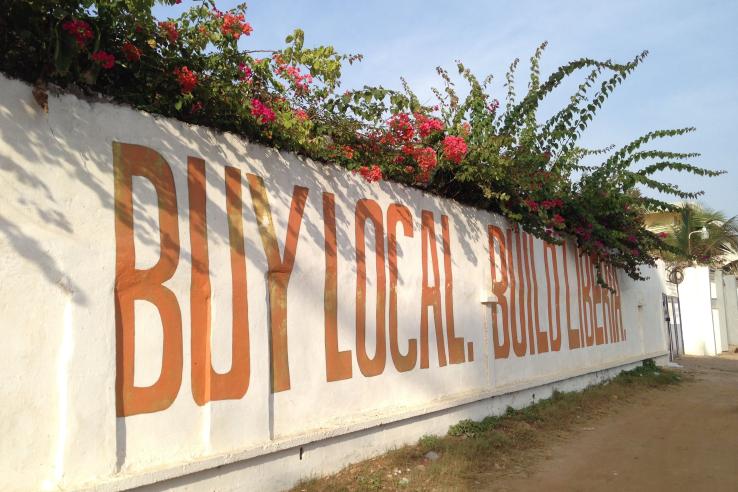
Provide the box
[688,225,709,261]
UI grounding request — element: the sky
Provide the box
[154,0,738,217]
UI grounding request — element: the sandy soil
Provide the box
[488,355,738,492]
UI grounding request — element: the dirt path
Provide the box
[489,355,738,492]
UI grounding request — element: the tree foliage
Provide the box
[651,203,738,269]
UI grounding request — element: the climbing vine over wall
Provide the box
[0,0,724,283]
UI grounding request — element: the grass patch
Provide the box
[416,434,442,452]
[293,360,682,492]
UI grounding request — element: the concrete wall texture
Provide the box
[712,270,729,351]
[724,274,738,346]
[0,75,670,491]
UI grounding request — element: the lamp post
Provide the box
[688,225,709,262]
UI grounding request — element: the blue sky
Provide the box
[155,0,737,217]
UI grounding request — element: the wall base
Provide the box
[106,355,665,492]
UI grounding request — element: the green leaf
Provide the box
[53,25,78,76]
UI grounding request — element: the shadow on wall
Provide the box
[0,75,483,305]
[1,76,478,473]
[0,87,94,305]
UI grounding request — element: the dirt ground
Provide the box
[489,354,738,492]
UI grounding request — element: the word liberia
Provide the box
[113,142,624,418]
[487,226,624,361]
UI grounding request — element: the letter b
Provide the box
[114,142,183,417]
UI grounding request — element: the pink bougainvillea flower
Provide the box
[413,146,437,173]
[294,108,309,121]
[400,144,415,156]
[525,200,539,212]
[174,66,198,93]
[122,42,141,62]
[238,62,253,80]
[272,53,286,65]
[358,165,383,183]
[379,131,396,146]
[221,12,253,39]
[414,113,444,138]
[275,63,312,93]
[62,19,93,48]
[404,165,415,174]
[388,113,415,142]
[342,146,355,159]
[658,232,669,238]
[551,214,565,227]
[91,50,115,69]
[416,170,431,183]
[442,135,467,164]
[542,198,564,209]
[158,21,179,43]
[250,98,275,124]
[575,225,592,241]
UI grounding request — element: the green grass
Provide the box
[294,360,683,492]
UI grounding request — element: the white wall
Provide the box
[679,266,718,355]
[657,261,678,297]
[121,358,663,492]
[0,75,669,491]
[712,270,729,352]
[724,275,738,346]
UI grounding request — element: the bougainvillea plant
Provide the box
[0,0,724,285]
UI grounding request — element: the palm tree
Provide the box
[653,202,738,268]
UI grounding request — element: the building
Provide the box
[646,210,738,356]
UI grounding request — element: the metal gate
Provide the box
[662,293,684,359]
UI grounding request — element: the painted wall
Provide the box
[711,270,729,352]
[721,274,738,347]
[0,75,669,491]
[679,266,719,355]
